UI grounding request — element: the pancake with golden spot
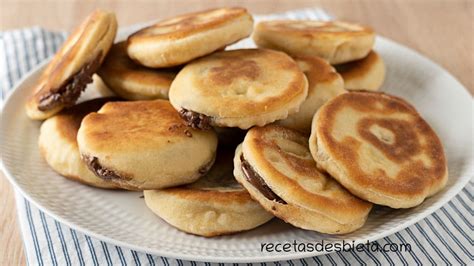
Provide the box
[77,100,218,190]
[144,147,273,237]
[39,97,126,189]
[277,56,346,133]
[335,50,386,91]
[127,7,253,67]
[253,20,375,64]
[26,10,117,120]
[309,91,448,208]
[234,125,372,234]
[97,42,177,100]
[169,49,308,129]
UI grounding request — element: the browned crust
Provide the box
[317,91,447,196]
[37,53,102,111]
[81,100,196,148]
[39,121,120,190]
[256,20,374,37]
[188,49,307,116]
[54,97,120,144]
[246,125,372,216]
[235,145,369,233]
[335,50,380,79]
[159,187,252,205]
[28,10,114,112]
[97,42,177,91]
[78,99,218,190]
[294,56,340,85]
[128,7,250,41]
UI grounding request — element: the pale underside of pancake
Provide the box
[310,91,448,208]
[127,7,253,68]
[234,125,372,234]
[97,41,176,100]
[144,148,273,237]
[169,49,308,129]
[253,20,375,64]
[92,75,117,97]
[26,9,117,120]
[38,98,120,189]
[277,56,346,133]
[77,100,218,190]
[335,50,385,91]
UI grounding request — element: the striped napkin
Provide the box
[1,8,473,265]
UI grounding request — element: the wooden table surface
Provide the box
[1,0,472,265]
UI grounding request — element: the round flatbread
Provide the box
[26,10,117,120]
[77,99,218,190]
[144,147,273,237]
[97,42,177,100]
[169,49,308,129]
[234,125,372,234]
[39,98,120,189]
[335,50,385,91]
[127,7,253,68]
[253,20,375,64]
[309,91,448,208]
[277,56,346,133]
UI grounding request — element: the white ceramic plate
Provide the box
[2,25,473,263]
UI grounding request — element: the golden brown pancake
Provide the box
[234,125,372,234]
[39,98,121,189]
[253,20,375,64]
[309,91,448,208]
[97,42,177,100]
[277,56,346,133]
[127,7,253,68]
[144,147,273,237]
[77,100,218,190]
[26,10,117,120]
[169,49,308,129]
[335,50,386,91]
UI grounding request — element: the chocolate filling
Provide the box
[38,53,102,111]
[178,108,212,130]
[240,154,287,204]
[82,155,129,181]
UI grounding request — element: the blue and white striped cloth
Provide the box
[1,8,473,266]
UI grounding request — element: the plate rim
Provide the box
[1,34,473,263]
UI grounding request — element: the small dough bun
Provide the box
[335,50,385,91]
[234,125,372,234]
[253,20,375,64]
[127,7,253,67]
[77,100,218,190]
[309,91,448,208]
[26,10,117,120]
[169,49,308,129]
[144,148,273,237]
[39,98,120,189]
[277,56,346,133]
[98,42,177,100]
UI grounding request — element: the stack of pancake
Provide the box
[28,8,448,237]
